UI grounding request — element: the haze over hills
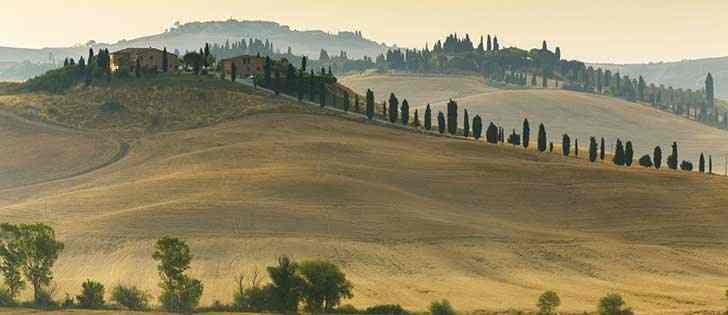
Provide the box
[593,57,728,99]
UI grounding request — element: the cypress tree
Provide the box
[414,109,420,127]
[401,99,410,125]
[388,93,399,123]
[699,153,706,173]
[264,56,272,88]
[231,62,237,82]
[522,118,530,149]
[437,112,446,134]
[589,137,598,162]
[343,91,351,112]
[319,80,326,107]
[600,138,606,160]
[709,155,713,174]
[706,73,715,111]
[575,138,579,157]
[382,102,387,117]
[135,58,141,78]
[654,146,663,169]
[366,89,375,120]
[355,94,360,112]
[667,142,679,170]
[486,122,498,144]
[549,142,554,152]
[625,141,634,166]
[613,139,625,166]
[562,134,571,156]
[274,69,281,95]
[446,99,458,135]
[297,70,305,101]
[537,123,547,152]
[308,70,316,102]
[162,47,169,72]
[472,115,483,140]
[425,104,432,130]
[463,109,470,137]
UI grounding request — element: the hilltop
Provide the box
[0,72,727,314]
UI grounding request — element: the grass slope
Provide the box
[1,103,728,314]
[342,73,728,166]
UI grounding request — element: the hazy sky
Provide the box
[2,0,727,63]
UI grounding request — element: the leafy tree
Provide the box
[298,260,353,313]
[111,285,150,311]
[537,290,561,315]
[653,146,663,169]
[424,105,432,130]
[600,138,606,160]
[388,93,399,123]
[522,118,531,149]
[625,141,634,166]
[267,256,303,313]
[366,89,375,120]
[667,142,679,170]
[463,109,470,137]
[446,99,458,134]
[486,122,498,144]
[0,223,64,305]
[598,293,633,315]
[430,299,455,315]
[562,134,571,156]
[589,137,598,162]
[401,99,410,125]
[77,279,105,309]
[613,139,626,166]
[639,155,653,168]
[153,237,204,314]
[537,123,547,152]
[699,153,706,173]
[472,116,483,140]
[437,112,446,134]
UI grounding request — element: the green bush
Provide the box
[111,284,149,311]
[537,290,560,315]
[22,65,84,93]
[598,293,633,315]
[232,284,273,312]
[365,304,409,315]
[430,299,455,315]
[76,279,105,309]
[0,287,15,306]
[639,155,653,168]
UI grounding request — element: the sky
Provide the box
[2,0,727,64]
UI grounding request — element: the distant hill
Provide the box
[592,56,728,99]
[0,19,391,80]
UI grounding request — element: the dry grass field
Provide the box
[1,75,728,314]
[342,73,728,166]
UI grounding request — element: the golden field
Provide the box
[0,75,727,314]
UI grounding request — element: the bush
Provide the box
[61,294,75,308]
[639,155,653,168]
[0,287,15,306]
[111,284,150,311]
[233,284,273,312]
[365,304,410,315]
[334,304,360,314]
[598,293,633,315]
[76,279,105,309]
[537,290,560,315]
[680,160,694,171]
[430,299,455,315]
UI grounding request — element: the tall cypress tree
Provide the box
[463,109,470,138]
[625,141,634,166]
[537,123,547,152]
[274,69,281,95]
[522,118,530,149]
[135,58,141,78]
[297,70,305,101]
[264,56,272,88]
[574,138,579,157]
[401,99,410,126]
[600,138,606,160]
[388,93,399,123]
[230,62,237,82]
[709,155,713,174]
[343,91,351,112]
[562,134,571,156]
[413,109,420,127]
[308,70,316,102]
[486,122,498,144]
[424,104,432,130]
[472,116,483,140]
[437,112,446,134]
[446,99,458,135]
[162,47,169,72]
[699,153,706,173]
[354,94,360,112]
[706,73,715,113]
[654,146,663,169]
[589,137,598,162]
[668,142,679,170]
[366,89,375,120]
[613,139,625,166]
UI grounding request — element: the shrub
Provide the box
[430,299,455,315]
[639,155,653,168]
[111,284,150,311]
[537,290,560,315]
[365,304,410,315]
[61,294,75,308]
[0,287,15,306]
[233,284,273,312]
[598,293,633,315]
[76,279,105,309]
[680,160,694,171]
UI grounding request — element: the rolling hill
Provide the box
[0,74,727,314]
[342,73,728,166]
